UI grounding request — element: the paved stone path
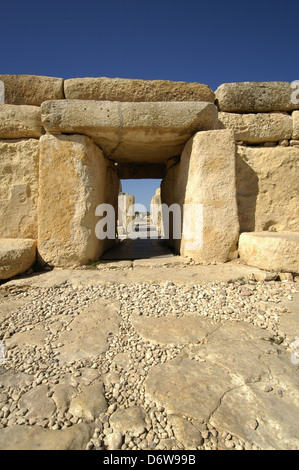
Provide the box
[0,261,298,450]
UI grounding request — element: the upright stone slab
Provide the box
[0,139,39,239]
[38,134,107,266]
[162,129,239,262]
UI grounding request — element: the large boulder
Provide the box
[64,77,215,102]
[41,100,218,163]
[0,239,36,280]
[239,231,299,274]
[0,105,43,139]
[218,112,292,143]
[215,82,299,112]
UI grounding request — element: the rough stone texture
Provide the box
[0,139,39,239]
[41,100,218,163]
[54,299,120,363]
[0,423,93,450]
[145,320,299,450]
[0,74,64,106]
[236,145,299,232]
[64,77,215,102]
[131,314,218,345]
[38,134,107,266]
[0,239,36,280]
[161,129,239,262]
[215,81,299,112]
[218,112,292,143]
[19,385,56,420]
[68,382,107,421]
[168,415,203,448]
[110,406,147,437]
[293,110,299,139]
[0,105,43,139]
[239,231,299,274]
[145,355,237,422]
[6,323,47,349]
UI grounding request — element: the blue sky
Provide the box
[1,0,298,209]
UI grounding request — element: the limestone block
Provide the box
[218,112,292,143]
[41,100,219,163]
[239,232,299,274]
[0,74,64,106]
[293,111,299,139]
[0,139,39,239]
[64,77,215,102]
[38,134,107,266]
[216,82,299,112]
[0,239,36,280]
[0,105,43,138]
[236,146,299,232]
[162,129,239,263]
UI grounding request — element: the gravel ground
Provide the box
[0,277,298,450]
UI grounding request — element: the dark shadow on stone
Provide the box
[235,149,259,233]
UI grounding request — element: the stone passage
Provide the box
[0,75,298,276]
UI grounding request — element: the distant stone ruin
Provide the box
[0,75,298,279]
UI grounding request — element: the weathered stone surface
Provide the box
[6,323,47,349]
[64,77,215,102]
[54,299,120,363]
[110,406,147,437]
[131,315,218,345]
[236,145,299,232]
[0,105,43,138]
[239,231,299,274]
[293,110,299,139]
[104,431,123,450]
[218,112,292,143]
[41,100,218,163]
[51,383,77,416]
[145,356,237,421]
[68,381,107,421]
[211,382,299,450]
[0,139,39,239]
[168,415,203,448]
[0,239,36,280]
[162,129,239,262]
[38,134,107,266]
[0,423,93,450]
[0,74,64,106]
[0,369,33,389]
[215,81,299,112]
[19,385,56,420]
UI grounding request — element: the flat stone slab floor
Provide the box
[0,262,298,450]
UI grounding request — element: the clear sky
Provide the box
[1,0,298,209]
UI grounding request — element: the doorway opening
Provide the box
[101,179,174,260]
